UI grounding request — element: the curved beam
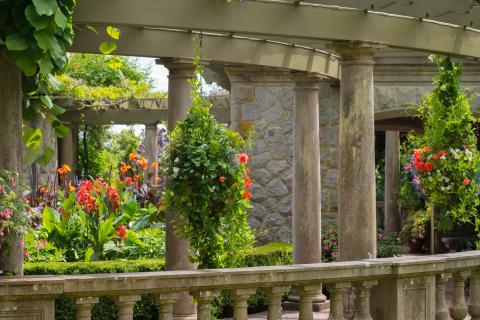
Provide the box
[70,27,341,79]
[73,0,480,59]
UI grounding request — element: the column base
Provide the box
[173,314,197,320]
[282,294,330,312]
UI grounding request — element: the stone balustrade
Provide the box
[2,251,480,319]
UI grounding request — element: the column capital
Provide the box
[156,58,196,78]
[291,72,329,89]
[328,41,387,64]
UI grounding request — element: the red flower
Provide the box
[114,224,128,240]
[463,178,471,186]
[238,153,249,164]
[242,190,252,200]
[423,146,430,153]
[432,154,439,161]
[424,162,433,172]
[219,176,225,183]
[414,161,425,172]
[437,150,446,157]
[244,176,252,189]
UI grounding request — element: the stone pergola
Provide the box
[4,1,480,319]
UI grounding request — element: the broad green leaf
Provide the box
[99,42,116,54]
[38,56,53,74]
[52,104,66,115]
[0,38,3,45]
[24,146,40,166]
[46,73,62,91]
[25,5,52,30]
[33,0,58,16]
[106,26,121,40]
[5,33,28,51]
[54,8,67,28]
[125,230,143,246]
[37,146,54,166]
[23,127,43,147]
[85,247,94,262]
[34,29,55,51]
[98,218,114,244]
[52,120,69,138]
[40,95,53,109]
[42,206,59,233]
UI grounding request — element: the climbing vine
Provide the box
[0,0,76,164]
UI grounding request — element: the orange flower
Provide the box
[68,182,76,193]
[38,186,47,194]
[242,190,252,200]
[129,152,138,161]
[219,176,225,183]
[151,161,159,169]
[464,178,471,186]
[136,158,148,170]
[120,162,132,174]
[57,164,71,176]
[244,176,252,188]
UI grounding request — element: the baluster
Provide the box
[353,280,377,320]
[75,296,99,320]
[436,273,452,320]
[229,288,256,320]
[155,292,181,320]
[190,290,220,320]
[449,271,470,320]
[295,284,322,320]
[264,286,289,320]
[469,269,480,320]
[114,295,141,320]
[327,282,351,320]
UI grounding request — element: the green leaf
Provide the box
[25,5,52,30]
[42,206,59,233]
[33,0,59,16]
[46,73,62,91]
[40,95,53,109]
[54,8,67,28]
[52,121,69,138]
[52,104,66,115]
[106,26,121,40]
[98,218,114,245]
[38,56,53,74]
[85,247,94,262]
[5,33,28,51]
[99,42,116,54]
[86,25,99,35]
[125,230,143,246]
[24,145,40,166]
[37,146,54,166]
[34,29,55,51]
[23,127,43,148]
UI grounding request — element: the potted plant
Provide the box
[399,209,430,253]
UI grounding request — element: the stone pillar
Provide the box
[384,130,401,233]
[59,124,77,182]
[160,58,196,319]
[144,123,158,184]
[291,72,324,264]
[331,41,384,261]
[226,66,295,243]
[0,59,24,276]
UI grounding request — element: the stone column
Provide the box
[160,58,197,319]
[384,130,401,233]
[0,59,24,276]
[59,124,77,182]
[291,72,324,264]
[331,41,384,261]
[144,123,158,184]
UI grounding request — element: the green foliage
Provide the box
[400,56,480,244]
[1,0,76,163]
[64,54,151,87]
[377,232,404,258]
[0,171,31,255]
[164,57,253,268]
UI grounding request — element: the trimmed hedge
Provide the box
[25,242,292,319]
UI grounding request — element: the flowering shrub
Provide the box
[0,171,31,254]
[400,56,480,242]
[321,223,338,262]
[163,58,253,268]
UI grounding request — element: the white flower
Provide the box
[440,155,446,160]
[173,167,179,173]
[441,186,446,191]
[174,157,180,163]
[429,177,433,182]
